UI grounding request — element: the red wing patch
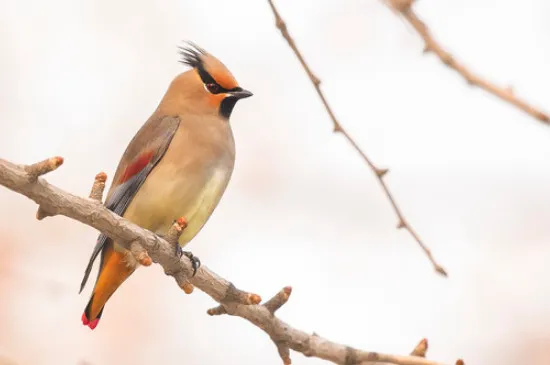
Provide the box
[118,150,154,184]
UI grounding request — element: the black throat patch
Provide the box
[220,97,239,119]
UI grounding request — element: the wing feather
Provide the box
[79,115,180,293]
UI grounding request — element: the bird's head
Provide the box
[160,42,253,119]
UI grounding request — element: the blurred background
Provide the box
[1,0,550,364]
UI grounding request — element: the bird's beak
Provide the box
[228,88,253,100]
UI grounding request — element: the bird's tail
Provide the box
[81,242,135,330]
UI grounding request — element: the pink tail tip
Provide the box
[81,313,89,326]
[88,318,100,330]
[82,312,100,329]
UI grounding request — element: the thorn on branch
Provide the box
[410,338,428,357]
[89,172,107,202]
[375,168,389,178]
[129,240,152,266]
[36,206,54,220]
[25,156,64,181]
[440,53,453,66]
[207,305,227,316]
[397,220,406,229]
[435,265,448,277]
[263,286,292,314]
[311,74,321,86]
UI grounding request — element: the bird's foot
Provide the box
[174,244,200,277]
[174,242,183,258]
[182,251,201,277]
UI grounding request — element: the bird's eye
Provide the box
[205,83,220,94]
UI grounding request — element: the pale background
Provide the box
[1,0,550,364]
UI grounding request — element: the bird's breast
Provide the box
[123,117,235,246]
[175,166,232,245]
[124,162,233,246]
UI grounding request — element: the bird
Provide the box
[79,42,253,330]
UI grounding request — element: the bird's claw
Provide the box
[182,251,201,277]
[161,228,199,276]
[174,243,183,258]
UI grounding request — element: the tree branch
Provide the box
[0,156,462,365]
[384,0,549,126]
[266,0,447,277]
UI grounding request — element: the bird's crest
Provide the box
[178,42,207,69]
[177,41,239,92]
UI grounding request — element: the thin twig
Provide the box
[24,156,63,180]
[26,156,64,220]
[88,172,107,202]
[385,0,549,126]
[0,156,461,365]
[163,217,193,293]
[206,305,227,316]
[410,339,428,357]
[264,286,292,314]
[266,0,447,276]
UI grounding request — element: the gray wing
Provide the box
[79,115,181,293]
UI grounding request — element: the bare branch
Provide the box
[266,0,446,277]
[384,0,549,126]
[0,157,459,365]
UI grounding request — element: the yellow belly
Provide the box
[122,165,231,248]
